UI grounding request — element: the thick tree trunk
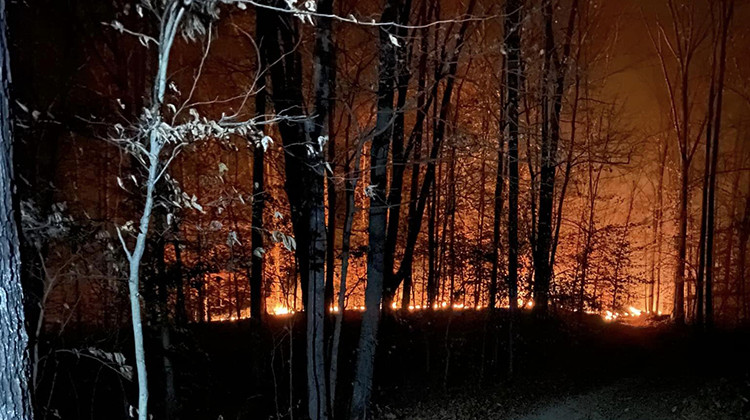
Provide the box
[0,0,33,415]
[262,2,335,416]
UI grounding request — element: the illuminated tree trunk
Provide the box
[329,133,362,411]
[505,0,522,315]
[0,0,33,415]
[261,1,335,416]
[350,3,399,417]
[120,6,184,419]
[250,9,267,320]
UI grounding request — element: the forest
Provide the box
[1,0,750,419]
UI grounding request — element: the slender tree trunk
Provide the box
[534,0,577,313]
[674,160,689,324]
[122,7,184,419]
[328,136,363,413]
[505,0,522,315]
[383,0,413,310]
[489,80,505,310]
[402,0,429,310]
[250,7,267,321]
[427,183,438,308]
[705,0,733,327]
[350,4,399,416]
[386,0,477,300]
[0,1,33,414]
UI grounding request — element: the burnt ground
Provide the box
[38,310,750,420]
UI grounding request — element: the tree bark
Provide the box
[533,0,577,313]
[250,8,267,320]
[350,3,399,417]
[704,0,733,328]
[505,0,522,314]
[0,0,33,414]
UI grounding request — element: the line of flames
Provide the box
[215,301,650,322]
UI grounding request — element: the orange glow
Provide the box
[628,306,642,316]
[272,305,293,316]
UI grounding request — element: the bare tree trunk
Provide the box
[505,0,522,316]
[121,6,184,419]
[489,91,505,311]
[262,2,335,416]
[704,0,733,328]
[533,0,577,313]
[350,3,399,416]
[0,0,33,414]
[402,0,429,310]
[328,136,363,413]
[386,0,477,301]
[250,7,267,321]
[655,140,668,313]
[674,160,689,324]
[383,0,412,310]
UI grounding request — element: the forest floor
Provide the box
[373,318,750,420]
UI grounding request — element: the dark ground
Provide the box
[37,310,750,419]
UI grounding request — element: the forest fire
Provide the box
[1,0,746,420]
[272,305,294,316]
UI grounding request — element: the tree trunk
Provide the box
[386,0,477,302]
[350,3,399,417]
[533,0,577,314]
[505,0,522,314]
[122,6,184,419]
[704,0,733,328]
[673,160,689,324]
[0,0,33,414]
[250,7,267,321]
[383,0,412,310]
[262,2,335,416]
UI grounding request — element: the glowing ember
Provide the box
[628,306,642,316]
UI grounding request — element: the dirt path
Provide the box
[515,377,744,420]
[378,376,747,420]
